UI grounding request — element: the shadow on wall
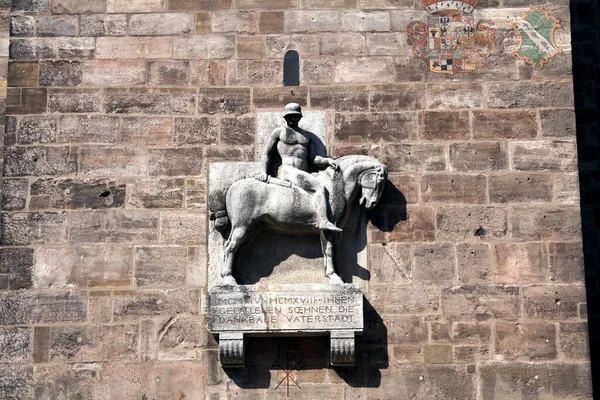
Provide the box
[571,0,600,393]
[222,298,388,389]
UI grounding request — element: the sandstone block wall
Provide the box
[0,0,592,399]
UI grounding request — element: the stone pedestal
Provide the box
[209,284,363,367]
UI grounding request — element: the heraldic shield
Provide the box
[407,0,495,75]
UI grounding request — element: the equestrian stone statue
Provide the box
[209,103,388,285]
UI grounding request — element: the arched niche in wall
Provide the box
[283,50,300,86]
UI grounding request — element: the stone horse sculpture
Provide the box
[209,155,388,285]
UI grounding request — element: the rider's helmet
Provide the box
[283,103,303,119]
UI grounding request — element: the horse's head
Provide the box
[358,163,388,210]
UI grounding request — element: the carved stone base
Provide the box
[210,284,363,368]
[330,331,355,366]
[219,332,245,367]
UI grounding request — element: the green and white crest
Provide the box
[512,6,563,69]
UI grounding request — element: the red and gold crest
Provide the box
[407,0,495,74]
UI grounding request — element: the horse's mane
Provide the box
[336,155,381,170]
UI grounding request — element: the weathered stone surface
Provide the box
[511,206,582,241]
[450,142,508,171]
[190,60,226,85]
[119,116,172,146]
[559,322,589,360]
[127,178,185,209]
[486,81,574,108]
[368,243,412,284]
[0,291,86,325]
[69,210,158,244]
[1,212,68,245]
[52,0,106,14]
[473,110,537,139]
[540,109,576,138]
[80,147,147,177]
[173,35,234,59]
[50,325,138,362]
[442,286,520,320]
[372,143,445,173]
[174,117,218,146]
[310,86,368,111]
[0,327,31,363]
[523,285,586,320]
[511,141,577,172]
[93,362,205,400]
[1,179,28,211]
[320,32,365,56]
[36,15,79,37]
[237,35,266,59]
[341,11,390,31]
[148,60,189,86]
[106,0,164,12]
[334,57,395,83]
[148,148,203,176]
[418,111,469,140]
[494,243,545,283]
[103,89,196,114]
[34,246,133,288]
[385,205,436,242]
[548,242,585,282]
[129,13,194,35]
[169,0,231,10]
[96,36,172,59]
[480,363,591,399]
[10,16,35,37]
[437,206,508,241]
[495,322,557,361]
[421,174,486,204]
[7,88,48,115]
[413,243,454,284]
[220,117,254,145]
[17,116,58,144]
[135,246,186,287]
[48,88,102,113]
[113,289,199,321]
[489,173,553,203]
[83,60,146,86]
[259,11,283,34]
[456,243,492,284]
[423,344,452,364]
[335,113,414,143]
[8,61,38,86]
[80,14,127,36]
[29,178,125,210]
[10,38,95,60]
[12,0,50,12]
[160,212,206,244]
[286,11,338,32]
[0,365,32,400]
[32,365,98,399]
[370,365,476,400]
[370,85,425,111]
[198,88,250,114]
[60,115,118,143]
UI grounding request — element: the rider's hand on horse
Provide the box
[256,173,269,182]
[329,160,340,170]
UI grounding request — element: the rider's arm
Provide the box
[258,129,280,181]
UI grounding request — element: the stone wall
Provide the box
[0,0,592,399]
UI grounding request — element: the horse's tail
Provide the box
[208,187,230,233]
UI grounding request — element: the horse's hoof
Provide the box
[221,275,238,286]
[327,274,344,285]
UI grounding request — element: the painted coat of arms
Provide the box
[512,6,563,69]
[407,0,495,74]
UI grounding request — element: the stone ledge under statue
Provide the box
[207,104,387,368]
[210,284,363,367]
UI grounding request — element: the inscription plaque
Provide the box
[210,284,363,332]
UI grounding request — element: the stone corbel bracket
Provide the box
[330,331,356,366]
[218,332,245,367]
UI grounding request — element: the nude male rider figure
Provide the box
[256,103,342,232]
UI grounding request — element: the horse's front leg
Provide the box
[320,232,343,284]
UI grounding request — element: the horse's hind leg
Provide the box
[320,232,343,284]
[221,225,248,285]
